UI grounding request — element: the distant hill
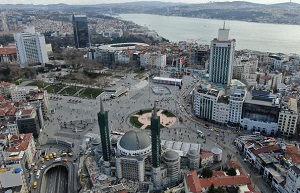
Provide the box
[0,1,300,25]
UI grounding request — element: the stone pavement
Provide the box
[136,109,177,129]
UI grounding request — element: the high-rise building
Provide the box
[72,15,89,48]
[14,26,49,68]
[209,23,235,85]
[98,99,111,163]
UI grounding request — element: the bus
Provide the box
[36,170,41,179]
[153,77,182,86]
[33,181,37,189]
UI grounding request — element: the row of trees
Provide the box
[0,64,37,82]
[202,167,237,178]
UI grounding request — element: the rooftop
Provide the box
[0,165,23,189]
[290,165,300,174]
[185,171,201,193]
[0,47,16,55]
[244,91,277,107]
[199,175,251,188]
[252,145,281,155]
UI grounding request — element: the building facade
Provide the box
[285,165,300,193]
[193,82,224,120]
[209,26,235,85]
[228,89,246,124]
[140,53,166,69]
[277,98,298,138]
[72,15,89,48]
[13,26,49,67]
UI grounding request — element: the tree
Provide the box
[208,184,215,193]
[226,168,237,176]
[202,168,213,178]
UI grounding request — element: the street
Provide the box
[39,71,271,193]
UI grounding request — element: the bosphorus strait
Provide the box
[120,14,300,54]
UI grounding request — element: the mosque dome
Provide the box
[163,150,180,162]
[117,130,152,156]
[187,149,198,158]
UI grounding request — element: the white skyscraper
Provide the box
[14,26,49,68]
[209,23,235,85]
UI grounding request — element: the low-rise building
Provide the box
[15,106,41,138]
[285,165,300,193]
[140,52,166,69]
[241,90,280,135]
[5,133,36,167]
[0,164,28,193]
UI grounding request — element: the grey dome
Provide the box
[211,148,222,155]
[92,138,101,146]
[163,150,179,161]
[187,149,198,158]
[119,130,151,151]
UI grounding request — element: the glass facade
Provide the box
[72,15,89,48]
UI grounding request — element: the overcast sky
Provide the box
[0,0,299,5]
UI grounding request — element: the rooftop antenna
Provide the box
[223,21,226,29]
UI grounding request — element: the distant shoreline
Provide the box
[119,13,300,27]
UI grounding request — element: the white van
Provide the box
[197,130,204,137]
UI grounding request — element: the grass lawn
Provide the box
[145,124,165,129]
[26,81,49,88]
[130,116,144,128]
[14,79,25,85]
[61,86,84,96]
[161,110,176,117]
[134,70,147,78]
[46,85,65,93]
[80,88,103,99]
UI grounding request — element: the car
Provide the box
[45,155,49,161]
[62,158,68,162]
[40,165,46,170]
[33,181,37,189]
[61,152,67,157]
[68,152,73,157]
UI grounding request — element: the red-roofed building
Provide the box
[0,47,17,63]
[184,170,202,193]
[252,145,281,156]
[286,145,300,164]
[5,133,36,166]
[0,81,14,96]
[0,96,5,103]
[200,152,214,167]
[184,169,255,193]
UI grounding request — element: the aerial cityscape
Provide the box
[1,1,300,193]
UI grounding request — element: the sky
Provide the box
[1,0,299,5]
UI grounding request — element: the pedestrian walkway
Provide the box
[57,86,70,94]
[137,109,176,129]
[130,80,148,91]
[73,88,85,96]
